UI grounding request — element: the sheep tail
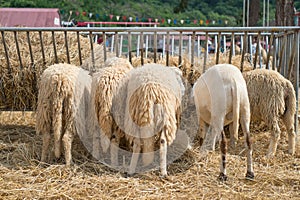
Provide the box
[283,81,296,125]
[51,76,63,159]
[231,80,240,144]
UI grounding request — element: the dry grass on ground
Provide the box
[0,111,299,199]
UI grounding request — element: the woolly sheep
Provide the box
[112,64,185,176]
[36,63,91,166]
[91,57,133,166]
[242,69,296,157]
[193,63,254,180]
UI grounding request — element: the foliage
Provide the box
[0,0,293,27]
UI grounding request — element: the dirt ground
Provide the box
[0,111,299,200]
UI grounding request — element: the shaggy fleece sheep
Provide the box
[243,68,296,157]
[112,64,185,176]
[91,57,133,165]
[36,63,91,166]
[193,63,254,180]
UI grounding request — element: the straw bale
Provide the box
[0,111,300,199]
[0,31,92,111]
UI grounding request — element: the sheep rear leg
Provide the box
[62,130,74,166]
[266,121,281,158]
[240,115,254,179]
[283,115,295,155]
[198,119,208,147]
[41,132,51,163]
[128,138,141,176]
[160,131,168,177]
[218,130,227,181]
[142,136,155,167]
[110,134,119,167]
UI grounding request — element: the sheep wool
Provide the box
[243,68,296,156]
[36,63,92,166]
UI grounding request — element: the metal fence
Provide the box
[0,26,299,112]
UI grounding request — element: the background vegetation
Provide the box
[0,0,299,26]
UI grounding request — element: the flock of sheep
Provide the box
[35,55,297,181]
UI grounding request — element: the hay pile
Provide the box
[0,111,299,199]
[0,31,92,110]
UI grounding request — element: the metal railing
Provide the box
[0,26,299,113]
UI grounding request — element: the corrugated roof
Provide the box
[0,8,61,27]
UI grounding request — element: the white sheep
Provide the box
[242,68,296,157]
[91,57,133,166]
[112,64,185,176]
[193,63,254,180]
[36,63,92,166]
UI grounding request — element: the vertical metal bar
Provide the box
[14,31,23,69]
[294,31,299,136]
[188,35,191,60]
[120,34,123,57]
[153,31,157,63]
[288,34,296,80]
[197,35,201,58]
[216,32,221,64]
[114,32,119,57]
[145,35,148,58]
[253,32,261,69]
[241,31,248,72]
[1,31,11,74]
[229,32,234,64]
[203,32,209,73]
[39,31,46,66]
[162,35,166,58]
[137,34,140,57]
[102,32,107,62]
[64,30,70,64]
[76,31,82,65]
[266,31,274,69]
[26,31,34,65]
[140,32,144,66]
[89,31,95,70]
[51,31,58,63]
[171,35,175,56]
[179,31,182,65]
[191,31,195,67]
[278,32,287,75]
[128,32,132,63]
[166,31,170,66]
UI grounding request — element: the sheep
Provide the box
[36,63,92,166]
[242,68,296,157]
[193,63,254,181]
[112,64,185,176]
[91,57,133,166]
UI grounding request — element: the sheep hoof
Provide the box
[124,172,135,178]
[218,172,228,181]
[245,171,255,180]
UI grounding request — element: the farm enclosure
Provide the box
[0,26,300,199]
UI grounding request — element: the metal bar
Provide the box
[102,32,107,62]
[266,31,274,69]
[51,31,58,63]
[114,32,119,57]
[241,32,248,72]
[128,32,132,63]
[166,31,170,66]
[140,32,144,66]
[14,31,23,69]
[229,32,234,64]
[216,32,221,64]
[288,34,296,80]
[89,31,95,70]
[39,31,46,66]
[64,31,70,64]
[153,31,157,63]
[76,31,83,65]
[294,31,299,136]
[26,31,34,65]
[191,31,195,67]
[253,32,261,69]
[278,32,287,74]
[179,31,182,66]
[203,32,209,73]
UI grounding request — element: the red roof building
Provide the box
[0,8,61,27]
